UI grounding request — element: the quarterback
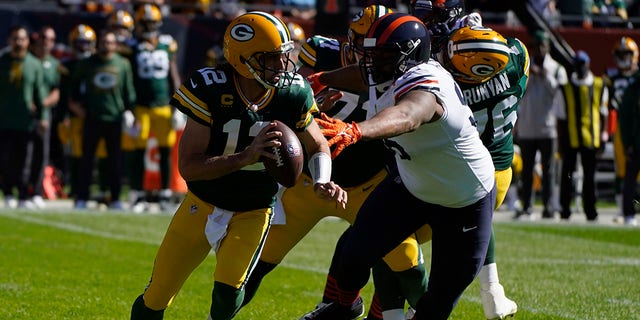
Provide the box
[129,11,346,320]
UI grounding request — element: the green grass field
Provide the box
[1,208,639,320]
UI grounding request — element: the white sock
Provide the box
[479,262,500,290]
[382,308,406,320]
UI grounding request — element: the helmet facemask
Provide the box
[411,0,464,53]
[347,29,365,64]
[360,38,423,86]
[243,41,297,89]
[137,20,162,41]
[615,49,635,70]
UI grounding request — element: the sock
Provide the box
[397,263,428,308]
[337,288,361,308]
[366,292,383,320]
[211,281,243,319]
[371,261,403,311]
[322,274,339,303]
[130,294,164,320]
[241,260,277,307]
[484,230,496,265]
[479,262,500,291]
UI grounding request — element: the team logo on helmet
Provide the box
[231,24,255,42]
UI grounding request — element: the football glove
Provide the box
[306,72,327,95]
[315,112,362,159]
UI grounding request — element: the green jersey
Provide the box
[129,35,177,107]
[171,64,318,211]
[41,54,60,93]
[297,35,391,187]
[458,38,530,170]
[0,52,46,131]
[70,53,136,122]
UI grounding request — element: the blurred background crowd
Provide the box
[0,0,638,223]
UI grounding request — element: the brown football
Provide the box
[263,120,304,187]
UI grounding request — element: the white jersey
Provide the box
[372,60,495,207]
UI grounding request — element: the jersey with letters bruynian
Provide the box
[171,64,317,211]
[130,34,177,107]
[373,60,495,208]
[298,35,391,187]
[457,37,529,171]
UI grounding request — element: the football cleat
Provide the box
[481,283,517,319]
[299,296,364,320]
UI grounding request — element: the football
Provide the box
[263,120,304,188]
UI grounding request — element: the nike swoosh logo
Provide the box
[362,184,375,192]
[462,226,478,233]
[190,78,197,88]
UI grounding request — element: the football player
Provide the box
[237,6,430,320]
[106,9,135,52]
[125,3,182,212]
[436,25,528,319]
[603,37,640,223]
[129,11,346,320]
[58,24,114,206]
[306,12,496,319]
[412,2,522,318]
[287,21,306,66]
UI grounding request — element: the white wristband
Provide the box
[308,152,332,184]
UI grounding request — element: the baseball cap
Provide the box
[574,50,590,64]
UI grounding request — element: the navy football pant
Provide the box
[336,175,495,320]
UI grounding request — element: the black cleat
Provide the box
[299,296,364,320]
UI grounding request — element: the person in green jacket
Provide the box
[27,25,61,209]
[68,29,136,210]
[0,25,47,209]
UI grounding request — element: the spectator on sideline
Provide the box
[618,68,640,226]
[69,30,136,210]
[0,25,47,209]
[558,50,608,221]
[27,25,61,209]
[515,29,567,220]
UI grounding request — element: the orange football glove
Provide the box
[315,113,363,159]
[306,72,327,95]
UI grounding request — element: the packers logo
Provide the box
[92,72,118,89]
[471,64,495,77]
[231,24,254,42]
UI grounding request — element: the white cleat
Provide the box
[481,284,517,320]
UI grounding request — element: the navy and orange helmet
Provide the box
[359,13,431,85]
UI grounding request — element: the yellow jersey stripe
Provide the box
[173,85,211,122]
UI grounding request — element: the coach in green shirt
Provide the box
[69,29,136,209]
[0,25,47,208]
